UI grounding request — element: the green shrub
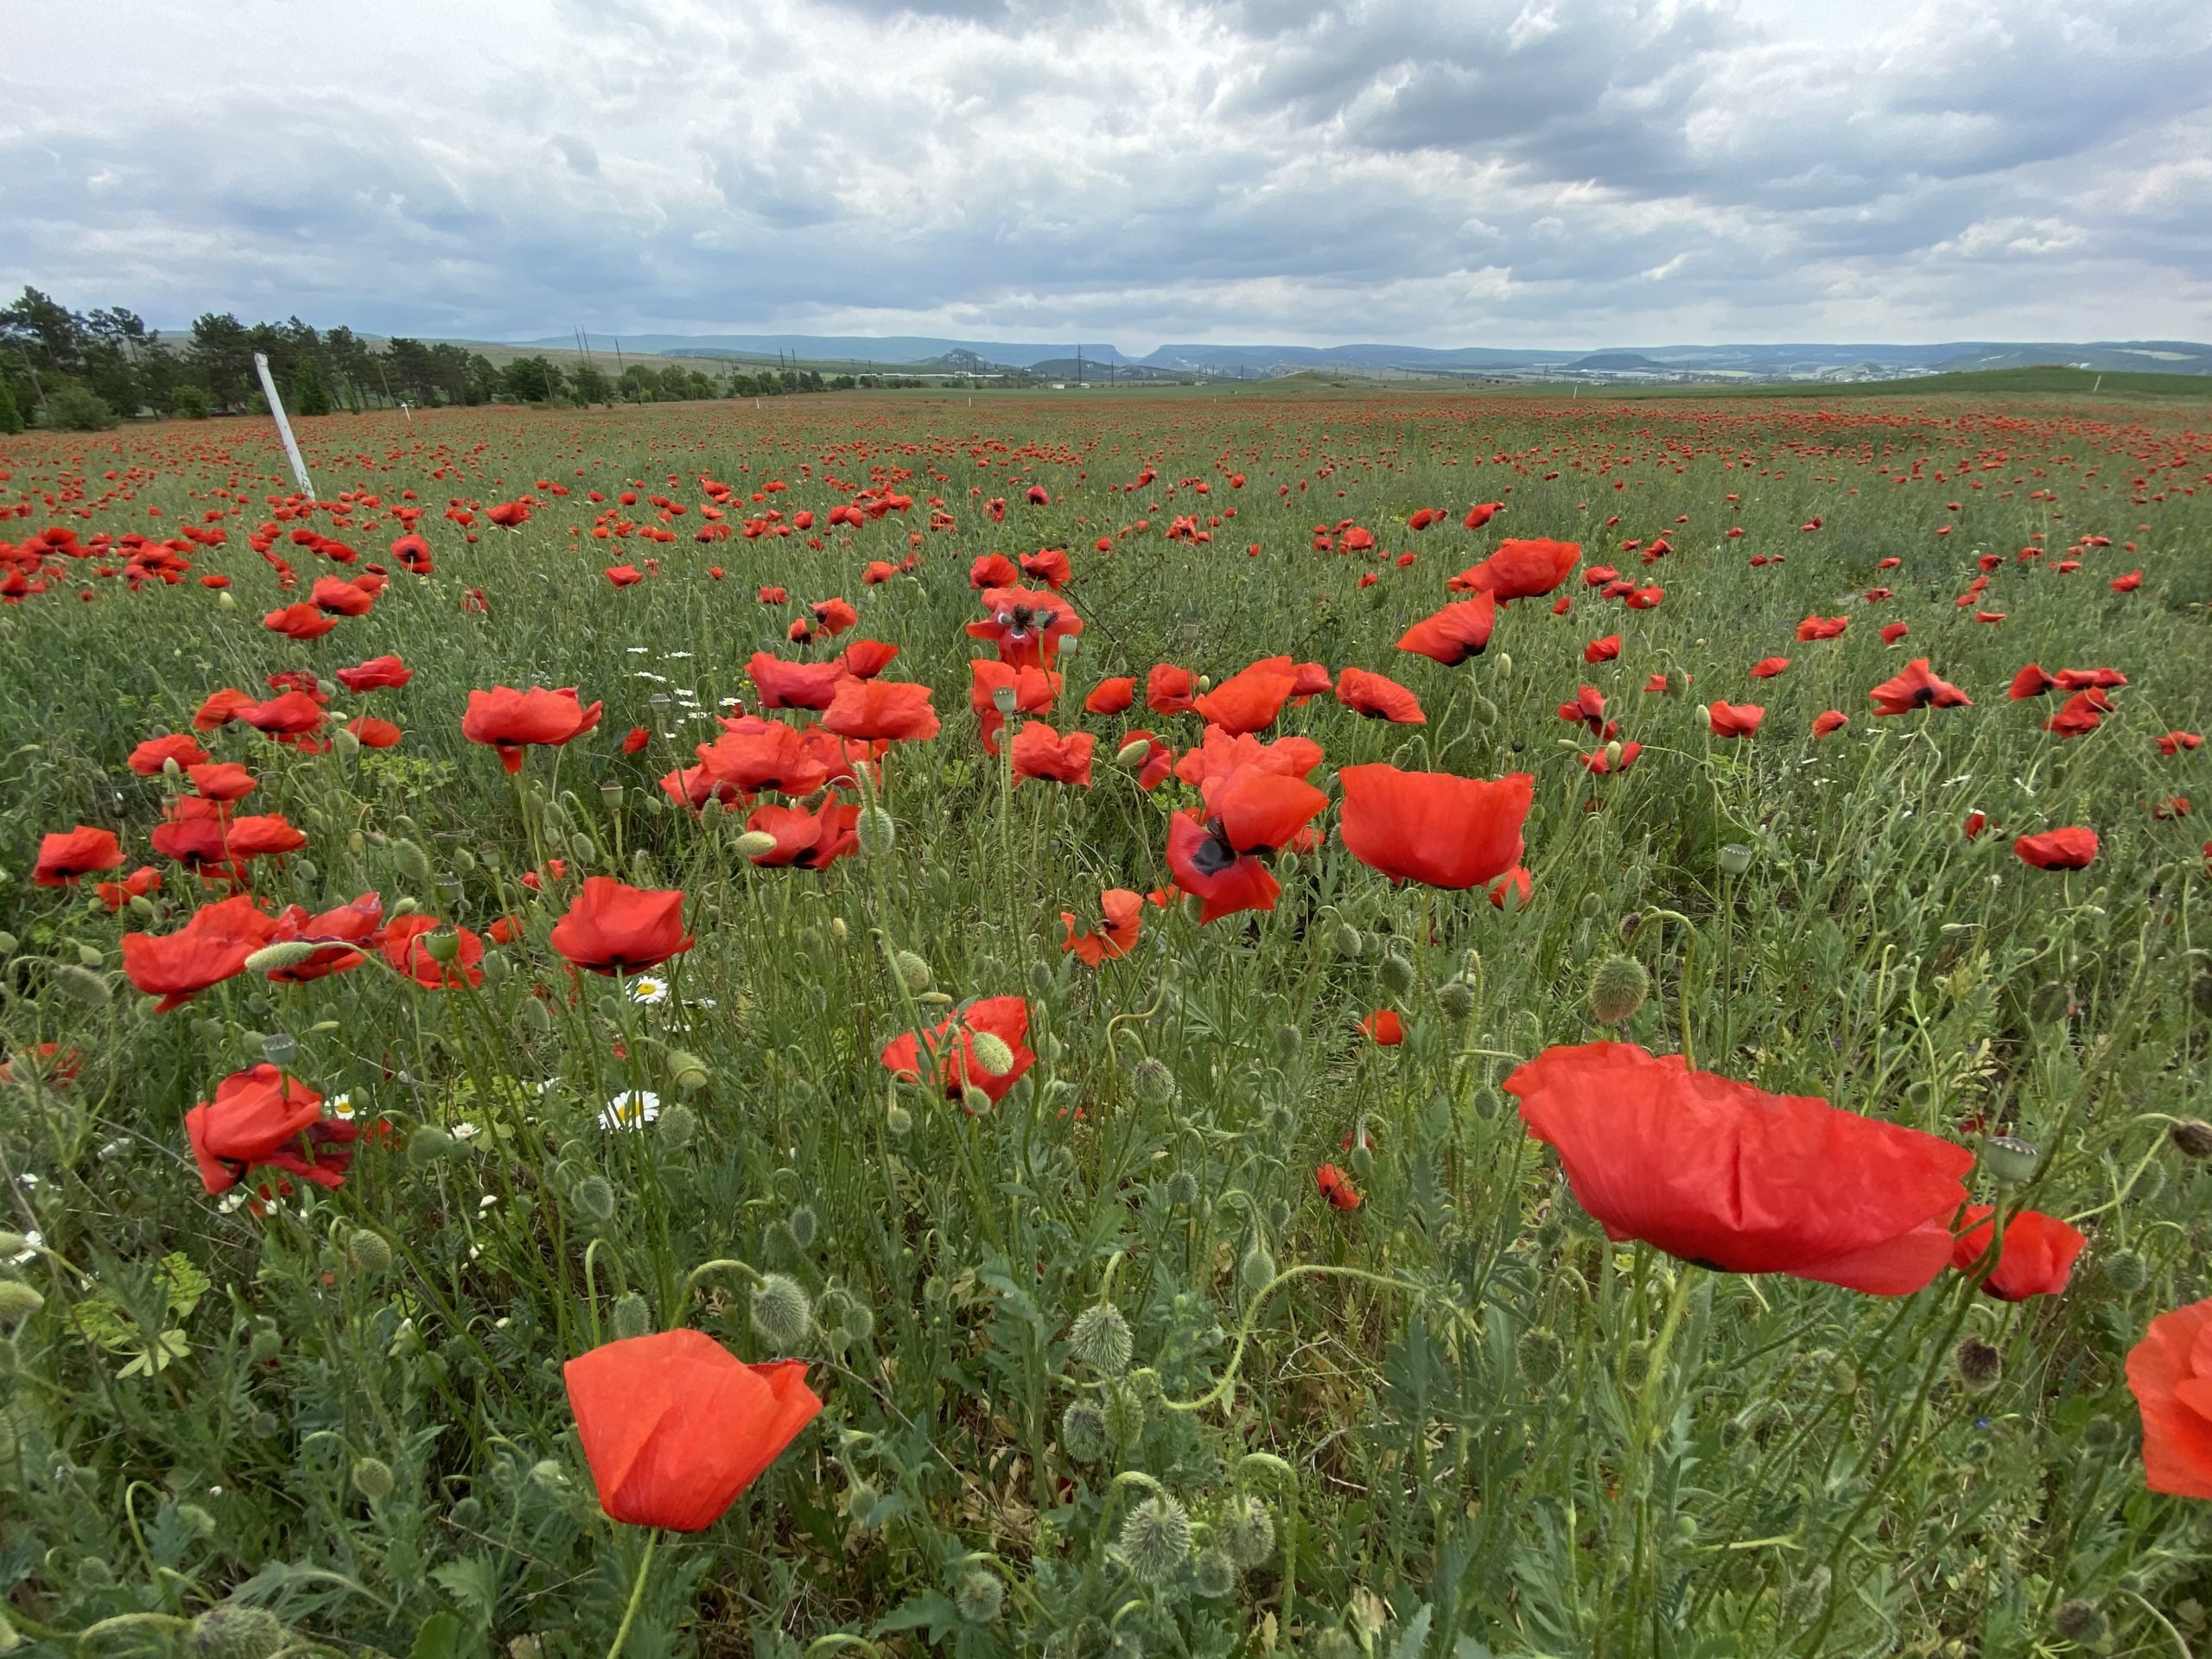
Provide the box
[40,385,118,431]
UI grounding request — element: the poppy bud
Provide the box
[2082,1414,2121,1451]
[857,808,896,856]
[667,1050,710,1093]
[697,797,725,829]
[1666,669,1690,697]
[1239,1241,1276,1294]
[2051,1602,2107,1649]
[1130,1057,1178,1107]
[1194,1548,1238,1598]
[520,996,552,1035]
[2100,1249,2146,1294]
[956,1568,1007,1624]
[750,1273,812,1350]
[567,833,599,866]
[1717,844,1755,877]
[1589,955,1649,1025]
[2169,1119,2212,1160]
[2025,981,2072,1023]
[844,1476,881,1520]
[218,591,236,610]
[346,1229,393,1275]
[1979,1135,2040,1185]
[334,728,360,760]
[0,931,15,958]
[1496,653,1512,678]
[969,1031,1017,1078]
[188,1606,288,1656]
[248,1326,282,1363]
[886,1103,912,1136]
[1119,1494,1192,1585]
[1335,925,1364,959]
[658,1103,698,1147]
[1115,737,1153,767]
[1059,1398,1109,1463]
[609,1290,652,1342]
[0,1281,44,1323]
[1469,696,1498,728]
[1379,952,1415,996]
[1179,893,1205,925]
[782,1205,818,1251]
[1516,1326,1564,1383]
[1165,1170,1199,1208]
[1102,1380,1147,1446]
[1070,1302,1135,1375]
[1217,1493,1276,1568]
[1274,1023,1302,1058]
[1435,977,1476,1021]
[1953,1336,2003,1393]
[571,1175,616,1224]
[351,1457,396,1501]
[728,829,778,859]
[407,1125,457,1166]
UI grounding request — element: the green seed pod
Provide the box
[351,1457,397,1501]
[247,1326,282,1364]
[1589,954,1649,1025]
[0,1281,45,1323]
[1468,695,1498,728]
[346,1229,393,1276]
[1118,1494,1192,1585]
[1238,1242,1276,1295]
[2051,1599,2109,1648]
[2169,1119,2212,1160]
[391,838,432,886]
[841,1301,874,1344]
[1980,1135,2041,1185]
[609,1290,652,1342]
[520,996,553,1035]
[420,929,462,964]
[1027,959,1056,999]
[843,1476,880,1521]
[1217,1492,1276,1568]
[955,1568,1007,1624]
[185,1605,290,1659]
[667,1050,711,1093]
[1192,1548,1237,1598]
[857,807,896,856]
[1717,843,1755,877]
[971,1031,1017,1077]
[1059,1398,1109,1463]
[750,1273,812,1351]
[571,1175,617,1224]
[1130,1057,1178,1107]
[1070,1302,1135,1375]
[1378,951,1416,997]
[52,963,111,1008]
[260,1031,298,1065]
[658,1103,699,1147]
[407,1125,457,1166]
[0,931,17,958]
[2100,1249,2147,1294]
[1954,1336,2003,1394]
[1516,1326,1564,1384]
[1434,977,1477,1021]
[567,833,599,866]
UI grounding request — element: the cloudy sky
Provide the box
[4,0,2209,352]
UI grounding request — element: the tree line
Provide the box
[0,288,921,433]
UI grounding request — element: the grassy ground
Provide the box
[0,388,2207,1657]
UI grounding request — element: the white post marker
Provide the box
[253,352,317,500]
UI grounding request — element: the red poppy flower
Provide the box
[2126,1296,2212,1497]
[309,575,375,616]
[1316,1161,1363,1209]
[2112,570,2143,593]
[969,553,1020,588]
[1707,700,1764,738]
[1361,1009,1403,1046]
[1446,537,1579,601]
[838,639,899,679]
[186,1064,359,1196]
[462,687,602,772]
[346,716,404,749]
[2013,827,2097,870]
[1796,615,1848,641]
[2056,667,2127,691]
[1489,866,1533,911]
[744,798,860,868]
[1084,677,1136,715]
[747,653,844,712]
[1289,661,1332,702]
[880,995,1036,1106]
[1505,1042,1973,1294]
[969,660,1061,754]
[381,913,486,989]
[606,563,645,588]
[2155,731,2203,756]
[1166,768,1326,923]
[238,691,327,742]
[188,762,257,802]
[809,597,857,638]
[822,678,940,744]
[1062,887,1143,964]
[1812,710,1849,739]
[1950,1206,2086,1300]
[1750,657,1790,679]
[96,865,162,912]
[1557,685,1609,734]
[1192,656,1298,735]
[1879,622,1910,645]
[263,601,338,640]
[129,732,214,779]
[758,585,788,605]
[486,501,530,528]
[1119,728,1174,790]
[123,894,283,1011]
[551,877,695,975]
[1396,593,1497,665]
[1584,741,1642,774]
[1585,634,1622,664]
[34,824,124,887]
[2044,691,2108,738]
[1010,721,1096,786]
[968,585,1080,671]
[1146,663,1197,714]
[696,717,831,796]
[266,893,384,982]
[1463,502,1500,530]
[1338,765,1530,890]
[193,690,254,733]
[1335,666,1425,724]
[1870,659,1972,716]
[1963,811,1987,840]
[224,814,308,861]
[2008,664,2058,700]
[1021,548,1072,588]
[564,1330,821,1531]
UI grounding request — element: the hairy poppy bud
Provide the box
[334,728,361,760]
[1435,977,1476,1020]
[843,1475,880,1520]
[667,1050,710,1093]
[1239,1241,1276,1294]
[956,1568,1007,1624]
[2170,1119,2212,1160]
[731,829,778,859]
[0,931,16,959]
[249,1326,282,1367]
[217,590,236,611]
[657,1103,698,1147]
[1516,1326,1564,1383]
[2100,1249,2147,1294]
[2082,1414,2121,1451]
[1115,737,1153,767]
[1194,1548,1237,1597]
[520,996,552,1034]
[52,963,111,1008]
[1217,1493,1276,1568]
[750,1273,811,1350]
[2051,1601,2108,1648]
[1119,1494,1192,1585]
[186,1605,289,1659]
[970,1031,1016,1077]
[1274,1022,1302,1057]
[609,1289,652,1342]
[1954,1336,2003,1393]
[391,838,432,886]
[351,1457,396,1501]
[1070,1302,1134,1375]
[785,1205,818,1250]
[1334,924,1364,958]
[1378,951,1416,997]
[841,1300,874,1343]
[0,1281,44,1323]
[1027,959,1055,998]
[1059,1398,1109,1463]
[1589,955,1649,1025]
[960,1083,993,1114]
[1103,1380,1147,1446]
[2026,981,2072,1023]
[571,1175,616,1224]
[1979,1135,2040,1185]
[1165,1170,1199,1207]
[857,807,896,856]
[567,833,599,866]
[1130,1057,1178,1107]
[346,1229,393,1276]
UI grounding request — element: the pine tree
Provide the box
[289,357,334,416]
[0,374,21,435]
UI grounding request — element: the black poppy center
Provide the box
[1189,819,1240,876]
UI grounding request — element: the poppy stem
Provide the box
[606,1528,658,1659]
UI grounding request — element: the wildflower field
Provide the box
[2,384,2209,1658]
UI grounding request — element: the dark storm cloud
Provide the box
[0,0,2207,349]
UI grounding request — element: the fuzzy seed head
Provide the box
[1980,1135,2041,1185]
[1070,1302,1135,1375]
[1589,954,1650,1025]
[750,1273,812,1351]
[1129,1056,1178,1107]
[1193,1548,1238,1598]
[1118,1494,1192,1585]
[955,1568,1007,1624]
[1954,1336,2003,1394]
[351,1457,396,1501]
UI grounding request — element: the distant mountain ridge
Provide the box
[515,332,2212,378]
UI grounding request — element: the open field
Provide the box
[1,387,2209,1657]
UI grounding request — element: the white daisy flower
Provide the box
[627,976,671,1006]
[601,1090,661,1130]
[328,1092,356,1121]
[450,1121,482,1141]
[9,1230,41,1266]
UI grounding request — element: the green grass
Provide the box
[0,389,2206,1657]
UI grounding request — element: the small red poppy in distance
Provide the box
[1707,700,1764,738]
[334,654,412,692]
[1584,634,1622,664]
[1316,1161,1363,1209]
[550,877,695,975]
[185,1064,359,1195]
[2127,1296,2212,1497]
[1950,1206,2087,1300]
[563,1330,822,1531]
[33,824,124,887]
[462,687,603,772]
[1869,659,1972,716]
[1361,1009,1403,1046]
[1505,1042,1974,1294]
[880,995,1036,1107]
[1061,888,1144,965]
[1084,677,1136,715]
[1338,765,1532,891]
[2013,827,2098,869]
[1812,711,1849,739]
